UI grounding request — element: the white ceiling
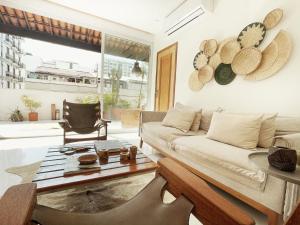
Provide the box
[47,0,186,34]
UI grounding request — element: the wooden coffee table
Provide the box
[32,140,157,193]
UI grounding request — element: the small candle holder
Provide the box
[129,145,137,160]
[96,149,109,161]
[120,147,128,154]
[120,152,129,163]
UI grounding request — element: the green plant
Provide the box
[76,95,100,104]
[109,64,122,105]
[116,99,131,109]
[9,108,24,122]
[21,95,41,112]
[103,93,115,111]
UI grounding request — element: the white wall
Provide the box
[152,0,300,116]
[0,89,89,121]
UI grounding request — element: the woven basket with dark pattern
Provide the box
[268,147,297,172]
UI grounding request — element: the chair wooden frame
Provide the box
[59,100,110,144]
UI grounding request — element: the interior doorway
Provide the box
[155,42,177,112]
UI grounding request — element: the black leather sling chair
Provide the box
[59,100,110,145]
[0,158,299,225]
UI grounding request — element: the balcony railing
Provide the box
[5,53,13,60]
[5,71,14,77]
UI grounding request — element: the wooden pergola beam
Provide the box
[0,10,6,24]
[0,12,98,39]
[0,23,101,53]
[22,11,30,30]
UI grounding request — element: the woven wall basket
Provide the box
[220,40,241,64]
[189,70,204,91]
[263,8,283,30]
[217,37,236,54]
[209,53,222,70]
[193,51,208,70]
[215,63,236,85]
[231,47,262,75]
[199,40,207,51]
[245,30,292,81]
[198,65,214,83]
[237,22,266,48]
[203,39,218,57]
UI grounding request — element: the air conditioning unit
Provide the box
[164,0,214,36]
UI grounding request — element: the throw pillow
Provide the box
[175,103,202,131]
[207,112,263,149]
[162,108,195,132]
[200,108,223,131]
[258,114,278,148]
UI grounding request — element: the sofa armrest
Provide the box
[0,183,37,225]
[139,111,167,136]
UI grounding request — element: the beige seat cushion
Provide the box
[258,114,277,148]
[162,108,195,132]
[207,113,263,149]
[172,135,267,190]
[175,103,202,132]
[142,122,205,143]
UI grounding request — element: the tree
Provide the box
[109,63,122,106]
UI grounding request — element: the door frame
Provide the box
[154,42,178,111]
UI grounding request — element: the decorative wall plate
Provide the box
[203,39,218,57]
[208,53,222,70]
[217,37,236,53]
[189,70,204,91]
[193,51,208,70]
[215,63,236,85]
[219,40,241,64]
[199,40,207,51]
[231,47,262,75]
[198,65,214,83]
[237,22,266,48]
[263,8,283,30]
[246,30,292,81]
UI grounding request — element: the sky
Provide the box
[23,38,101,71]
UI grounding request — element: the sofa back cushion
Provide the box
[258,114,277,148]
[162,108,195,132]
[207,113,263,149]
[200,108,223,131]
[275,117,300,136]
[175,103,202,131]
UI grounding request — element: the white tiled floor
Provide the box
[0,132,268,225]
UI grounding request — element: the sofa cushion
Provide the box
[172,135,267,190]
[200,108,222,131]
[207,113,263,149]
[175,103,202,131]
[275,117,300,136]
[162,108,195,132]
[258,114,277,148]
[142,122,205,143]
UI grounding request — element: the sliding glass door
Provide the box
[101,34,151,128]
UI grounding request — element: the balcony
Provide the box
[5,53,13,60]
[5,71,13,77]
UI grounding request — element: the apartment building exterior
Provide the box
[0,33,25,89]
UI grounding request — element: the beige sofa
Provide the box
[139,111,300,225]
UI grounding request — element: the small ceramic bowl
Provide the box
[78,154,98,165]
